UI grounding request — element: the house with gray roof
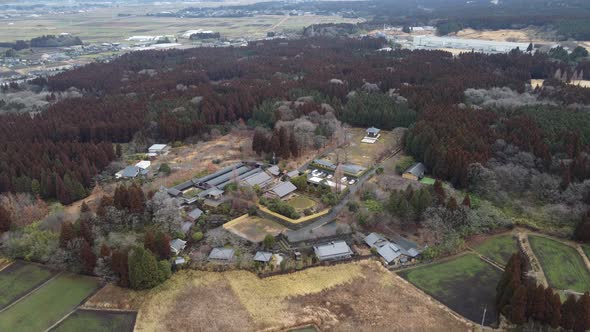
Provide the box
[266,165,280,177]
[364,232,422,265]
[366,127,381,138]
[116,165,143,179]
[187,207,203,222]
[148,144,170,155]
[208,248,235,262]
[170,239,187,255]
[267,181,297,200]
[402,162,426,181]
[253,251,273,263]
[286,170,300,179]
[314,241,353,261]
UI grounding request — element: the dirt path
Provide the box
[467,248,505,271]
[269,15,289,31]
[575,244,590,272]
[517,231,549,288]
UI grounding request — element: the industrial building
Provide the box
[411,36,531,54]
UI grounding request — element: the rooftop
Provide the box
[188,208,203,220]
[270,181,297,198]
[242,171,273,187]
[314,241,353,261]
[404,163,426,177]
[170,239,187,252]
[121,165,141,178]
[253,251,273,262]
[149,144,168,151]
[208,248,235,261]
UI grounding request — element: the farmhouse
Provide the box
[208,248,235,262]
[116,165,145,179]
[308,176,347,191]
[364,233,421,265]
[311,159,366,177]
[148,144,170,155]
[253,251,273,263]
[286,170,300,179]
[170,238,187,255]
[366,127,381,138]
[403,163,426,181]
[314,241,353,261]
[267,181,297,200]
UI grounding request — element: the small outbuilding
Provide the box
[253,251,273,263]
[170,239,187,255]
[366,127,381,138]
[314,241,353,261]
[135,160,151,170]
[116,165,143,179]
[187,207,203,222]
[402,163,426,181]
[266,165,281,177]
[208,248,235,262]
[148,144,170,155]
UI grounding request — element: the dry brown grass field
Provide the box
[125,260,471,331]
[323,128,400,168]
[455,27,554,43]
[223,215,288,243]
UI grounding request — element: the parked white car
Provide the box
[311,169,321,177]
[340,177,348,183]
[348,179,356,185]
[327,174,333,179]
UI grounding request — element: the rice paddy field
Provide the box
[51,309,137,332]
[0,272,100,332]
[529,235,590,293]
[398,253,503,326]
[473,234,518,265]
[0,261,55,310]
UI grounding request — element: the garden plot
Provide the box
[0,261,55,309]
[285,195,317,212]
[223,215,288,243]
[51,309,136,332]
[398,253,503,326]
[529,235,590,293]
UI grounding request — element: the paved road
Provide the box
[287,149,400,243]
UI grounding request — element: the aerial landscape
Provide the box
[2,0,590,331]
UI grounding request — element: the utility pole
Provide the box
[481,305,487,329]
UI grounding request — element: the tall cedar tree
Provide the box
[574,292,590,332]
[113,185,129,210]
[549,292,562,328]
[144,231,157,255]
[155,232,172,260]
[111,249,129,287]
[59,221,76,248]
[0,205,12,232]
[100,243,111,257]
[79,218,94,245]
[462,194,471,208]
[80,240,97,275]
[511,285,527,324]
[128,184,146,214]
[433,180,446,205]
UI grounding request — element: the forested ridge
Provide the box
[2,37,590,204]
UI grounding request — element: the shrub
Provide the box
[347,201,359,212]
[159,163,171,175]
[129,246,167,289]
[263,198,300,219]
[263,234,275,249]
[192,231,204,242]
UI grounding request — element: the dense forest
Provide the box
[2,37,590,205]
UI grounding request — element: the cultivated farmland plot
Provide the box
[0,273,100,332]
[398,253,503,327]
[51,309,137,332]
[0,261,55,310]
[529,235,590,293]
[474,234,519,265]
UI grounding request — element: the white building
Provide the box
[148,144,170,155]
[412,35,530,54]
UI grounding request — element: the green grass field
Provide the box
[474,235,518,265]
[0,261,55,309]
[0,273,100,332]
[399,254,502,326]
[286,195,316,211]
[529,235,590,293]
[419,177,436,185]
[51,310,136,332]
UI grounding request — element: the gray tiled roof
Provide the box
[243,171,272,187]
[270,181,297,198]
[188,208,203,220]
[404,163,426,177]
[253,251,273,262]
[121,165,141,178]
[208,248,235,261]
[314,241,353,261]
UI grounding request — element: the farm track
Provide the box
[466,247,505,271]
[517,232,549,288]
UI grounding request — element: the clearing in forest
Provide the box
[398,253,502,327]
[529,235,590,293]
